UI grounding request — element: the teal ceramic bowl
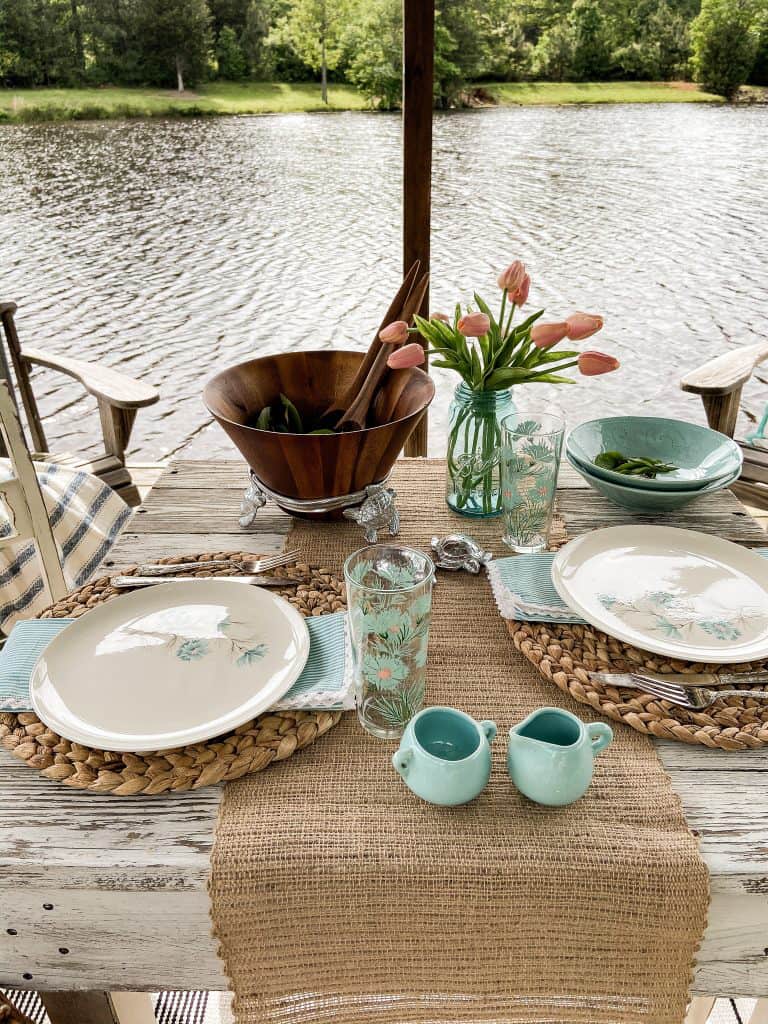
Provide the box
[566,452,740,513]
[566,416,743,491]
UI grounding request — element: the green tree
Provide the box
[217,23,246,76]
[531,20,575,79]
[569,0,611,79]
[691,0,764,97]
[270,0,347,102]
[613,0,691,78]
[241,0,271,76]
[344,0,400,107]
[133,0,212,89]
[0,0,80,84]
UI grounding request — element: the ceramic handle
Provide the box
[589,722,613,755]
[392,747,413,778]
[480,720,497,743]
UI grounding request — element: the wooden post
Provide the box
[402,0,434,457]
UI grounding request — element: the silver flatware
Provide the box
[590,669,768,689]
[590,672,768,710]
[135,550,301,577]
[112,574,301,589]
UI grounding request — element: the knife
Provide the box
[111,575,299,589]
[590,669,768,689]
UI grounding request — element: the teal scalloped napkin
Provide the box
[0,611,352,714]
[488,547,768,624]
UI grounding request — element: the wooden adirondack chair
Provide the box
[681,340,768,510]
[0,302,159,507]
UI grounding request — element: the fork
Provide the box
[618,675,768,710]
[135,550,302,577]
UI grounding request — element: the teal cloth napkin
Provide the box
[0,611,352,713]
[488,548,768,623]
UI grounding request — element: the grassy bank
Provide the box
[0,81,367,122]
[488,81,722,105]
[0,79,723,124]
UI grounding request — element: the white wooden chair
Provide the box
[0,377,156,1020]
[0,379,68,609]
[681,340,768,509]
[0,302,159,508]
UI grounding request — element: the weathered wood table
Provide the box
[1,459,767,1021]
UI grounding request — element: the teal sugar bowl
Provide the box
[392,706,497,806]
[507,707,613,807]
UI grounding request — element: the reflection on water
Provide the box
[1,104,766,461]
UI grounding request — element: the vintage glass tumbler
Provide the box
[344,544,435,740]
[500,412,565,553]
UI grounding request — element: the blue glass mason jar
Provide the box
[445,383,515,517]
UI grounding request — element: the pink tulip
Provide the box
[566,312,604,341]
[431,311,450,323]
[497,261,527,293]
[531,321,569,349]
[379,320,409,345]
[457,312,491,337]
[509,273,530,306]
[578,351,620,376]
[387,343,426,370]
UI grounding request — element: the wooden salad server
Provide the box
[335,270,429,433]
[319,261,421,426]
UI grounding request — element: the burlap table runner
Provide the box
[210,459,708,1024]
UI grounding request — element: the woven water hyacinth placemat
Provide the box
[0,554,344,795]
[210,459,709,1024]
[509,620,768,750]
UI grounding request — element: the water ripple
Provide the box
[0,104,766,461]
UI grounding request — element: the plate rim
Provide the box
[551,525,768,664]
[29,578,311,752]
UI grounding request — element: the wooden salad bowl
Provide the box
[203,350,434,513]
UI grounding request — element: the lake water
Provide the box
[1,104,766,463]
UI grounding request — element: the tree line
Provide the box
[1,0,766,98]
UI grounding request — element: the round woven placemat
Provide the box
[508,620,768,751]
[0,553,346,794]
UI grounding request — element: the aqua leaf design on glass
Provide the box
[176,638,209,662]
[412,593,432,618]
[507,419,541,439]
[373,681,426,728]
[348,559,375,586]
[363,607,411,638]
[236,644,268,666]
[375,563,418,588]
[362,652,409,690]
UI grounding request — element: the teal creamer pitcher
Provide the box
[507,707,612,806]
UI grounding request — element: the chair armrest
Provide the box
[20,345,159,409]
[681,341,768,396]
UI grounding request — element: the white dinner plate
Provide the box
[30,579,310,751]
[551,526,768,664]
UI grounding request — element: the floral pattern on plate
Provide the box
[597,591,765,644]
[125,613,268,667]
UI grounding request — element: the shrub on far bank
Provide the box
[691,0,765,98]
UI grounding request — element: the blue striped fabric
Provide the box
[489,548,768,623]
[0,610,351,713]
[0,459,131,632]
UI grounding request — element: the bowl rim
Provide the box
[202,349,435,438]
[566,415,743,490]
[566,451,741,502]
[567,443,741,492]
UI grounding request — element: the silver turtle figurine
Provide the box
[343,483,400,544]
[431,534,493,574]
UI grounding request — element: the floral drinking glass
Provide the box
[500,412,565,554]
[344,544,435,740]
